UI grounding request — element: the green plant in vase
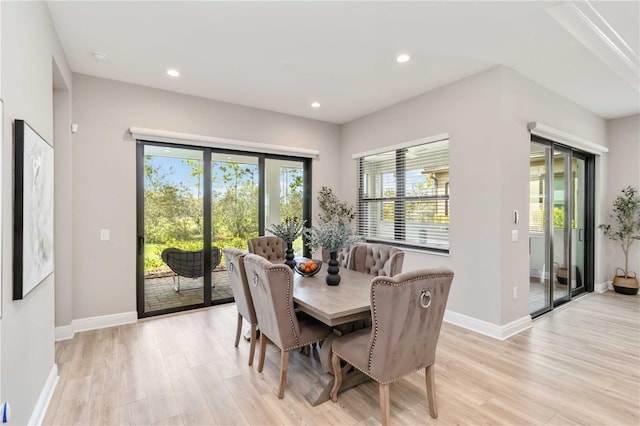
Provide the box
[599,186,640,295]
[304,217,360,285]
[266,217,305,269]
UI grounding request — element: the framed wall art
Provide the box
[13,119,54,300]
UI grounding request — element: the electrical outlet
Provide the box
[512,286,518,299]
[511,229,518,241]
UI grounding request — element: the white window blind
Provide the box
[357,138,450,252]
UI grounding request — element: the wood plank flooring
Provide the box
[44,291,639,425]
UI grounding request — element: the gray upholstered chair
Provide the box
[247,236,287,262]
[243,253,333,398]
[330,267,454,425]
[348,244,405,277]
[322,246,353,268]
[161,247,222,291]
[223,248,258,366]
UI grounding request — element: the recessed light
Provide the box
[396,54,410,63]
[167,69,180,77]
[311,102,321,108]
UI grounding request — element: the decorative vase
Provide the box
[285,242,296,269]
[326,251,341,286]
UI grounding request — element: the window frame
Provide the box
[356,137,450,253]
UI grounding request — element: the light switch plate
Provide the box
[511,229,518,242]
[100,229,110,241]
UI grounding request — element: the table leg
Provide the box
[304,332,369,406]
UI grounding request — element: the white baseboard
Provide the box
[55,311,138,341]
[444,310,532,340]
[55,325,73,341]
[595,281,611,293]
[28,364,58,426]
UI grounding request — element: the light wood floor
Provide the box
[44,291,639,425]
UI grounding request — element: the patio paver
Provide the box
[144,270,233,312]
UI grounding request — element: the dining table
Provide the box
[292,264,374,406]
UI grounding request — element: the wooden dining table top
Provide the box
[293,266,373,326]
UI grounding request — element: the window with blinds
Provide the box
[357,138,450,252]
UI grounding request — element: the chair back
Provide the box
[161,247,221,278]
[243,253,302,351]
[367,267,453,383]
[247,236,287,262]
[223,248,257,326]
[349,244,405,277]
[322,246,352,268]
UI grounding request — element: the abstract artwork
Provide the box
[13,120,54,300]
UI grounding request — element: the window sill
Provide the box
[363,239,450,257]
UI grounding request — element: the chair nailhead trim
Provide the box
[271,265,300,347]
[368,271,453,378]
[283,337,326,352]
[333,348,433,385]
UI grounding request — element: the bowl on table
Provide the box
[294,258,322,277]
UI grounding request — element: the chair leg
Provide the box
[258,332,268,373]
[425,364,438,418]
[330,353,342,402]
[234,313,243,348]
[278,350,290,399]
[172,274,180,292]
[379,383,390,426]
[248,324,257,366]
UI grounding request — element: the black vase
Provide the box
[285,242,296,269]
[326,251,341,286]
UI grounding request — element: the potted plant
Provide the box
[599,186,640,295]
[266,217,305,269]
[317,186,356,225]
[317,186,358,262]
[304,217,359,285]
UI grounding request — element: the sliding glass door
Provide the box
[137,142,311,318]
[529,138,593,317]
[139,145,206,314]
[265,158,307,254]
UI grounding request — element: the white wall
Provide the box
[340,66,607,330]
[53,66,73,328]
[499,67,607,322]
[341,67,505,325]
[69,73,341,322]
[1,2,72,424]
[603,115,640,281]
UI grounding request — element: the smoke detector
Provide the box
[92,51,107,62]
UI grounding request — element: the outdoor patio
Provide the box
[144,269,234,312]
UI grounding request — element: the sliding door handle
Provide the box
[137,235,145,255]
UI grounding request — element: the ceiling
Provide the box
[47,1,639,124]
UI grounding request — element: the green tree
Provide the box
[212,162,259,239]
[144,156,201,244]
[280,167,303,220]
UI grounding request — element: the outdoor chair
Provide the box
[223,248,258,365]
[330,267,454,425]
[160,247,221,292]
[243,253,332,398]
[349,244,405,277]
[247,236,287,262]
